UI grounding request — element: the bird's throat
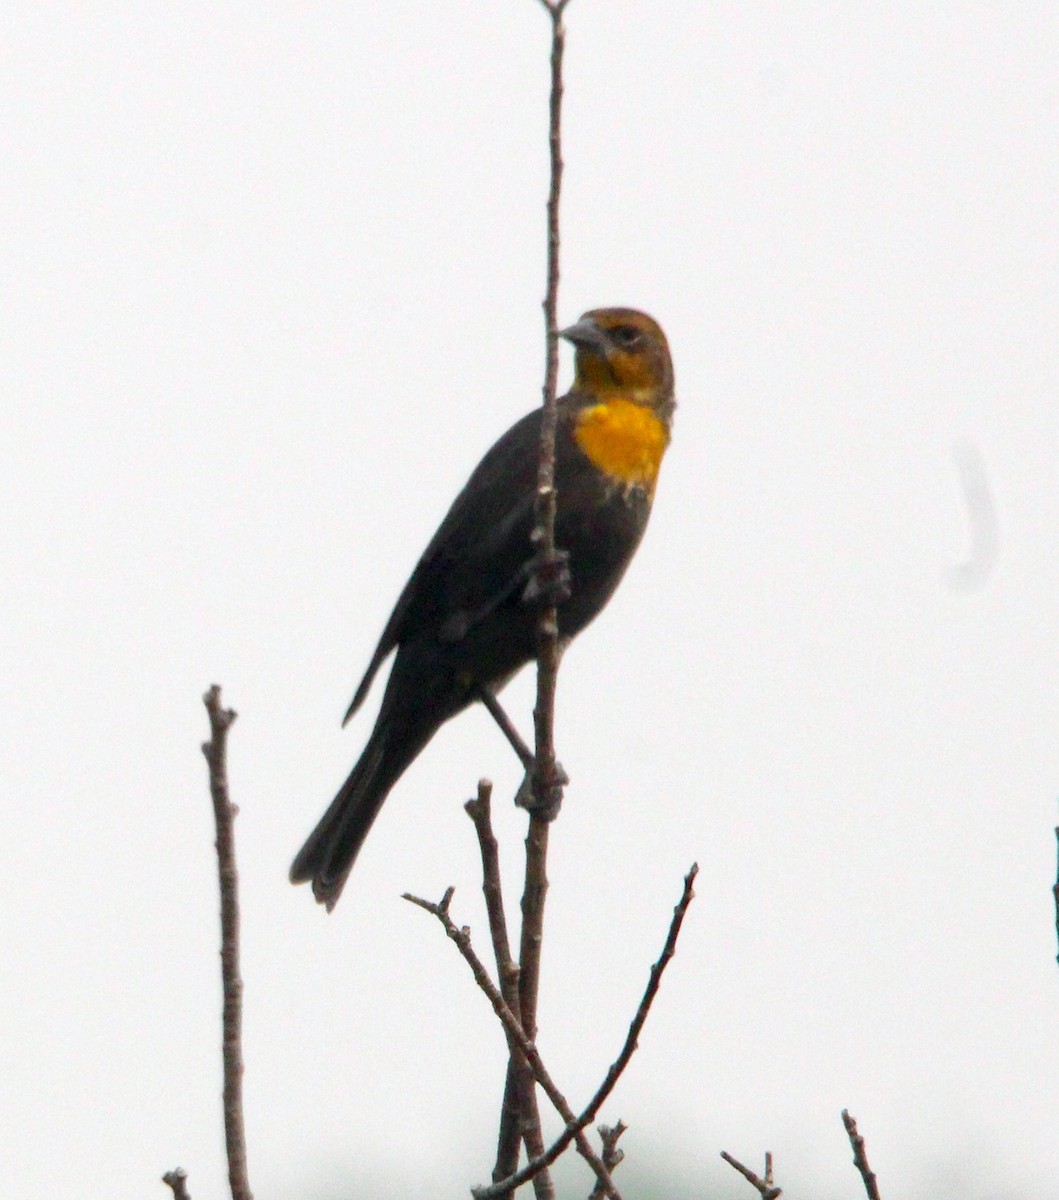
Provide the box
[573,397,670,492]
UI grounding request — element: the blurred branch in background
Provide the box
[943,439,998,591]
[1053,822,1059,965]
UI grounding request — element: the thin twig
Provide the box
[162,1168,192,1200]
[588,1121,627,1200]
[465,784,530,1180]
[402,891,620,1199]
[720,1151,782,1199]
[480,865,698,1199]
[471,780,547,1186]
[202,685,253,1200]
[528,0,568,819]
[842,1110,882,1200]
[466,782,521,1011]
[563,865,697,1129]
[501,4,571,1194]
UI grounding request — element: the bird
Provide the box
[291,307,676,909]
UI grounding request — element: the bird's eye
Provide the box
[609,325,642,349]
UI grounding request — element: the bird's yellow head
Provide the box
[561,307,675,420]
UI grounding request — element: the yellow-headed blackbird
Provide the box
[291,307,675,909]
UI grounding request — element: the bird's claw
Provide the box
[515,758,569,820]
[521,548,571,607]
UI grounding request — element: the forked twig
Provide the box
[402,889,620,1199]
[486,864,698,1195]
[411,864,698,1198]
[588,1121,628,1200]
[720,1150,782,1199]
[481,865,698,1195]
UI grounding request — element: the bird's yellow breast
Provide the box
[573,397,670,491]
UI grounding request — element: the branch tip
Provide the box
[720,1150,782,1199]
[841,1110,882,1200]
[162,1168,192,1200]
[200,684,252,1200]
[482,866,695,1199]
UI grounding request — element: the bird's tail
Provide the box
[290,716,426,911]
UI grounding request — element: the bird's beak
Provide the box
[559,317,609,357]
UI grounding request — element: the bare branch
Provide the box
[465,785,533,1180]
[588,1121,627,1200]
[528,0,568,821]
[493,1058,526,1183]
[481,864,698,1199]
[402,891,620,1199]
[404,886,455,917]
[201,685,253,1200]
[511,821,553,1195]
[162,1168,192,1200]
[579,864,698,1104]
[842,1110,882,1200]
[720,1150,782,1199]
[466,782,520,1004]
[499,2,573,1192]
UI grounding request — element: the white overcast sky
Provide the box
[3,4,1059,1198]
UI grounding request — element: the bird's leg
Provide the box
[475,683,568,818]
[475,683,535,770]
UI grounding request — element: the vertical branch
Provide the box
[494,2,571,1192]
[524,0,570,1029]
[467,785,531,1181]
[530,1,568,801]
[202,685,254,1200]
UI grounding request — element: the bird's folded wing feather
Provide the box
[343,406,548,724]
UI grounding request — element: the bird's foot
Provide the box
[520,547,571,607]
[515,758,569,821]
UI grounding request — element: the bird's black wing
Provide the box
[343,405,548,725]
